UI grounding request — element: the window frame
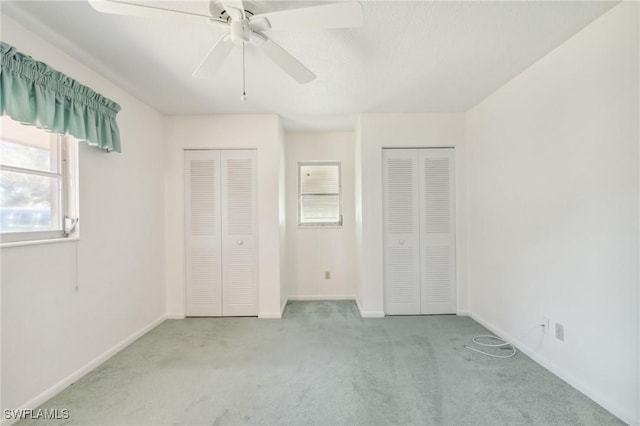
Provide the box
[297,161,343,227]
[0,127,79,246]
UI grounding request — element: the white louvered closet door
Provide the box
[383,149,421,315]
[221,150,258,316]
[419,148,456,314]
[185,150,223,316]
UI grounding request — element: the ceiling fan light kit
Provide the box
[88,0,363,99]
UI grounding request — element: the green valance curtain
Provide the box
[0,41,122,152]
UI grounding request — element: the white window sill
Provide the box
[1,235,79,248]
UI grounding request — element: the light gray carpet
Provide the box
[20,301,622,425]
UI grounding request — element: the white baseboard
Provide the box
[354,297,386,318]
[165,312,185,319]
[1,314,166,426]
[359,310,385,318]
[284,295,385,318]
[283,295,385,318]
[257,312,282,319]
[287,294,355,301]
[468,311,637,426]
[257,295,290,319]
[456,310,469,316]
[355,297,363,316]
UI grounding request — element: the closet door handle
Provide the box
[237,240,244,246]
[399,239,405,245]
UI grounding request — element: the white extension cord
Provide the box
[464,323,546,359]
[464,335,517,358]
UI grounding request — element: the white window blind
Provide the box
[298,162,342,226]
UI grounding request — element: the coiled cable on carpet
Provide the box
[465,323,547,358]
[464,335,517,358]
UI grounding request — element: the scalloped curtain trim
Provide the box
[0,41,122,152]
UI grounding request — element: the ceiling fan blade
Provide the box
[88,0,220,24]
[259,38,316,84]
[193,35,234,78]
[251,2,363,31]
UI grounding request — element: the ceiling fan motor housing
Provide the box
[230,19,250,45]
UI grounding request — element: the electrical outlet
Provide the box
[555,323,564,341]
[325,271,331,280]
[541,317,550,333]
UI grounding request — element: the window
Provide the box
[298,162,342,226]
[0,116,78,244]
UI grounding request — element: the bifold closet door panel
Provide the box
[185,150,223,316]
[419,148,456,314]
[383,149,421,315]
[221,150,259,316]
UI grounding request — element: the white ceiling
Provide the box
[2,1,616,131]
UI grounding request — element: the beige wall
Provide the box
[284,132,356,300]
[466,3,638,423]
[1,16,167,412]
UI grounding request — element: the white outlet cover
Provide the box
[555,323,565,341]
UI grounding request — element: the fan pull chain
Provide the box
[241,42,247,101]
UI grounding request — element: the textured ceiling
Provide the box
[2,1,616,131]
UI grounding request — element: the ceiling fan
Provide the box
[88,0,363,87]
